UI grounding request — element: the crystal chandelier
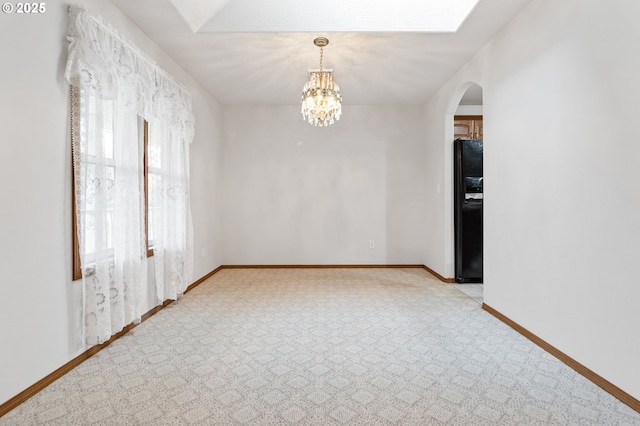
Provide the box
[301,37,342,127]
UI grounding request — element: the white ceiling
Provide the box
[109,0,531,105]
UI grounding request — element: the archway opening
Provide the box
[451,83,484,301]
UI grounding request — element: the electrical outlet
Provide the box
[369,240,375,249]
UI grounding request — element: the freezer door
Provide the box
[454,139,483,283]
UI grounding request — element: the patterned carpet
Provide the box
[453,283,483,305]
[2,268,639,425]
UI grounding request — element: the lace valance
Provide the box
[65,5,195,143]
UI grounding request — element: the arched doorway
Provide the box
[449,83,484,301]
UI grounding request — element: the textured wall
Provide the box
[221,105,427,265]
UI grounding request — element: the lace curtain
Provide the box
[66,6,194,345]
[148,121,194,301]
[69,85,146,345]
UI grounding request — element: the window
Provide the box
[71,87,153,280]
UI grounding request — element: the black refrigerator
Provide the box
[454,139,483,283]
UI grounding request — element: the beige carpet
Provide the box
[1,268,639,425]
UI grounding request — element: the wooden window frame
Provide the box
[72,178,81,280]
[143,121,154,258]
[71,85,82,281]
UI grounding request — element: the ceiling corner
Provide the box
[168,0,233,33]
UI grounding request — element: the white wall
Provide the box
[0,0,223,406]
[454,105,483,115]
[222,105,427,265]
[190,86,224,280]
[423,0,640,399]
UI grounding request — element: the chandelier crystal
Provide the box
[301,37,342,127]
